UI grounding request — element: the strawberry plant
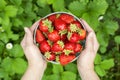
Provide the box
[0,0,120,80]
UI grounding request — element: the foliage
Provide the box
[0,0,120,80]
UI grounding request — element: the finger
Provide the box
[92,33,99,53]
[30,20,40,33]
[85,32,94,52]
[24,27,34,45]
[80,19,94,33]
[20,34,27,48]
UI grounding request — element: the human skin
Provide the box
[21,19,100,80]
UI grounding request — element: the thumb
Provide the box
[24,27,34,45]
[85,32,94,52]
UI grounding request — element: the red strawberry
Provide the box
[51,41,64,52]
[59,53,75,65]
[39,19,52,32]
[61,34,67,42]
[78,29,86,40]
[39,40,51,53]
[60,14,74,23]
[36,29,45,43]
[54,18,67,31]
[44,52,56,61]
[72,21,82,29]
[67,32,79,43]
[74,43,82,53]
[48,30,60,42]
[48,14,57,22]
[63,42,75,55]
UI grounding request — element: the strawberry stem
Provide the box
[43,19,53,32]
[44,52,51,59]
[67,32,72,40]
[69,24,78,32]
[63,49,73,55]
[59,29,67,36]
[57,41,64,48]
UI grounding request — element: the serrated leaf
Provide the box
[45,74,60,80]
[10,0,22,6]
[114,36,120,44]
[68,1,86,17]
[52,0,65,11]
[5,5,18,17]
[13,18,23,27]
[1,57,13,73]
[95,65,106,77]
[8,33,19,41]
[0,33,9,43]
[94,54,101,64]
[0,0,7,10]
[100,59,114,70]
[12,58,27,74]
[52,64,63,74]
[61,71,76,80]
[88,0,108,15]
[37,0,47,7]
[104,20,119,35]
[64,63,77,73]
[8,44,24,57]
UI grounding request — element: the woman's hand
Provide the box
[21,21,47,80]
[77,19,100,80]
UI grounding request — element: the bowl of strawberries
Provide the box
[34,12,86,65]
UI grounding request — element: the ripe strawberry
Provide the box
[54,18,67,31]
[39,19,52,32]
[78,29,86,40]
[44,52,56,61]
[63,42,75,55]
[60,14,74,23]
[48,30,60,42]
[39,40,51,53]
[51,41,64,52]
[59,53,75,65]
[67,32,79,43]
[48,14,57,22]
[72,21,82,29]
[60,34,67,42]
[36,29,45,43]
[74,43,82,53]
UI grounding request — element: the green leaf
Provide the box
[88,0,108,16]
[114,36,120,44]
[46,0,55,4]
[64,63,77,73]
[10,0,22,6]
[7,32,19,41]
[12,18,23,27]
[37,0,47,7]
[104,20,119,35]
[45,74,60,80]
[8,44,24,57]
[61,71,76,80]
[0,68,7,78]
[0,0,7,10]
[5,5,18,17]
[0,41,5,55]
[68,1,86,17]
[94,54,101,64]
[0,32,9,43]
[95,65,106,77]
[1,57,13,73]
[52,0,65,11]
[52,64,63,74]
[100,59,114,70]
[100,46,107,54]
[44,63,53,75]
[12,58,27,74]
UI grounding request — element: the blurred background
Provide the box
[0,0,120,80]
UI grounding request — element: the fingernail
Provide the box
[24,27,28,33]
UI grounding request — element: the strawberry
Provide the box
[48,30,60,42]
[39,19,52,32]
[67,32,79,43]
[72,21,82,29]
[39,40,51,53]
[36,29,45,43]
[59,53,75,66]
[63,42,75,55]
[60,14,74,23]
[44,52,56,61]
[78,29,86,40]
[60,34,67,42]
[48,14,57,22]
[74,43,82,53]
[54,18,67,31]
[51,41,64,53]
